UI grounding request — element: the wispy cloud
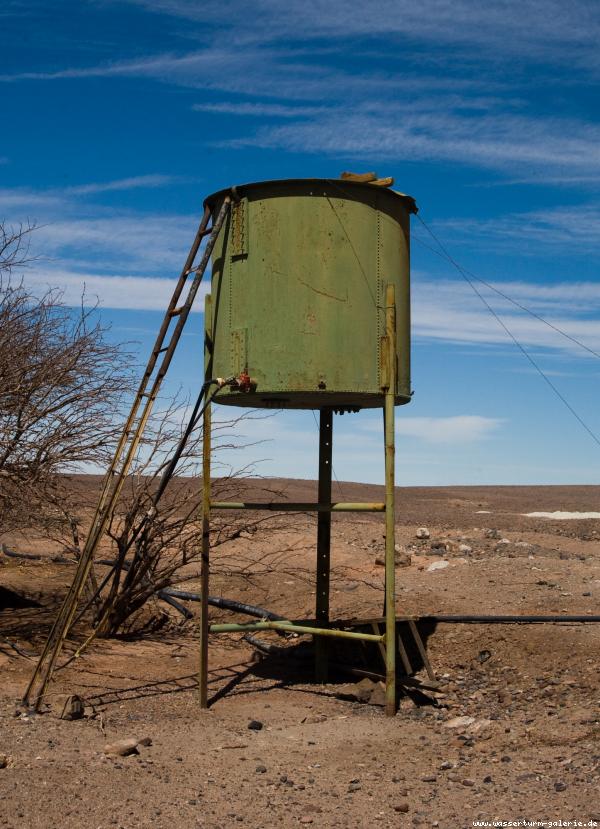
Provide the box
[437,203,600,251]
[230,109,600,176]
[192,101,326,118]
[127,1,600,72]
[3,3,600,182]
[66,174,180,195]
[0,174,180,209]
[0,47,449,101]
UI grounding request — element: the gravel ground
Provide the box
[1,482,599,829]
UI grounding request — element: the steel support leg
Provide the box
[199,295,212,708]
[384,284,397,716]
[315,408,333,683]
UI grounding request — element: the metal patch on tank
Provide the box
[231,198,248,258]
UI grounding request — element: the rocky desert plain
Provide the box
[1,479,599,829]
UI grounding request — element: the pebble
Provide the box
[255,765,267,774]
[394,803,410,813]
[427,560,449,572]
[444,716,475,729]
[375,549,411,567]
[299,818,314,825]
[462,778,475,787]
[0,755,8,769]
[103,738,140,757]
[421,775,437,783]
[416,528,430,539]
[554,781,567,792]
[248,720,263,731]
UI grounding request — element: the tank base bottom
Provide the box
[212,391,411,411]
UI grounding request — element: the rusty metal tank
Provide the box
[204,178,416,410]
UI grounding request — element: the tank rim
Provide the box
[203,177,418,214]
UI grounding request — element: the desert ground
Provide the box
[1,479,599,829]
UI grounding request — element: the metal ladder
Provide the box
[22,195,233,710]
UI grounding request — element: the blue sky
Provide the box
[2,0,600,486]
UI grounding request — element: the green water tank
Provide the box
[205,178,416,410]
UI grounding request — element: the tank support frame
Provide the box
[199,284,400,716]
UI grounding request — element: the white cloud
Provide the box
[1,187,199,276]
[23,266,208,311]
[0,188,66,209]
[29,214,196,273]
[356,412,503,443]
[395,415,503,443]
[412,277,600,353]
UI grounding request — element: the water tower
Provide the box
[200,177,417,716]
[22,173,418,717]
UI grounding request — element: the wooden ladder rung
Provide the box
[397,632,413,676]
[407,619,436,682]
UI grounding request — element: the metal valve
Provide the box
[215,372,257,393]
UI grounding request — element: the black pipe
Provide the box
[1,545,72,563]
[242,633,290,655]
[163,589,287,621]
[157,591,194,620]
[420,614,600,624]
